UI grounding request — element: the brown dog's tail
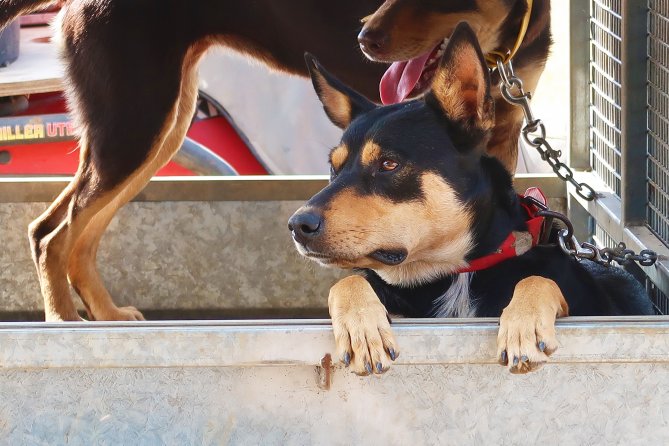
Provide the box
[0,0,58,31]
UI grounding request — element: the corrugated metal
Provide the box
[589,0,623,195]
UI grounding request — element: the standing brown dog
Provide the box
[358,0,551,172]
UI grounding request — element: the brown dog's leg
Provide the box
[329,275,400,376]
[66,46,206,321]
[28,183,81,321]
[496,276,569,374]
[28,18,210,321]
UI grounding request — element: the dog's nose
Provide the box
[358,28,389,56]
[288,210,323,241]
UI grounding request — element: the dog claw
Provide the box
[389,348,397,361]
[376,362,383,373]
[512,356,519,366]
[365,362,373,374]
[521,355,529,363]
[343,352,351,366]
[500,350,507,363]
[538,341,546,352]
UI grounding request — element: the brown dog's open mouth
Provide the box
[379,38,448,105]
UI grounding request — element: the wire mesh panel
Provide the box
[648,0,669,244]
[589,0,623,196]
[593,222,618,249]
[594,223,669,314]
[646,279,669,314]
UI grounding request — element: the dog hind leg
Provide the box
[29,33,209,321]
[28,183,81,321]
[65,44,208,322]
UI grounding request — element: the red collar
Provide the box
[457,187,547,273]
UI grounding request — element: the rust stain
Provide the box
[317,353,333,390]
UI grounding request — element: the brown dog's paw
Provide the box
[496,276,569,374]
[329,275,399,375]
[96,306,146,321]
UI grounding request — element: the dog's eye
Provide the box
[380,159,399,172]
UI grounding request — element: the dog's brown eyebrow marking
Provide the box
[361,141,381,166]
[330,144,349,171]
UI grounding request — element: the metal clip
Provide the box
[491,54,597,202]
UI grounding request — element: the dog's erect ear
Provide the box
[426,22,494,131]
[305,53,375,129]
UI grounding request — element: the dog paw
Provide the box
[98,306,146,321]
[329,275,399,376]
[496,277,568,374]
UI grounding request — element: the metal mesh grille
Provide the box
[593,223,618,249]
[594,224,668,315]
[589,0,623,196]
[648,0,669,244]
[646,279,669,314]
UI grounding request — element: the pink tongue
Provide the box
[380,51,433,105]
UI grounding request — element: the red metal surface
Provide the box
[0,92,267,175]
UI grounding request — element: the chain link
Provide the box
[496,57,657,267]
[522,196,658,267]
[557,229,658,267]
[495,57,597,201]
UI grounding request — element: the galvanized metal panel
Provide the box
[0,319,668,444]
[0,175,566,203]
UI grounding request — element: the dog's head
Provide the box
[289,23,497,286]
[358,0,537,104]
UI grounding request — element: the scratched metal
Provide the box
[0,201,341,314]
[0,319,668,444]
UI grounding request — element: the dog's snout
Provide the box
[358,27,389,56]
[288,210,323,242]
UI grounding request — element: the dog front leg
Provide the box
[328,275,399,376]
[496,276,569,374]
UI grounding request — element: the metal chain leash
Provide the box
[494,57,597,201]
[557,228,658,267]
[523,196,658,267]
[491,55,657,267]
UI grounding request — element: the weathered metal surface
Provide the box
[0,318,668,444]
[0,200,342,314]
[1,317,669,368]
[0,176,330,203]
[0,175,565,203]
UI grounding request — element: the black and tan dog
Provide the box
[289,23,653,375]
[358,0,552,172]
